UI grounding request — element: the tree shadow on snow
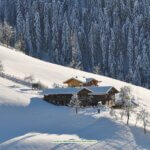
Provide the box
[0,133,40,150]
[129,125,150,149]
[0,97,144,146]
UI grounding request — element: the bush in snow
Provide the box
[69,94,81,114]
[52,83,64,88]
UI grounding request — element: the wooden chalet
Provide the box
[43,86,119,107]
[63,77,101,87]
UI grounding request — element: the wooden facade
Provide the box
[44,87,118,107]
[63,78,101,87]
[83,79,99,86]
[63,78,83,87]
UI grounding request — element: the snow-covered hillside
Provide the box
[0,45,150,150]
[0,77,150,150]
[0,45,150,109]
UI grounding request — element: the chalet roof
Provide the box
[85,78,98,82]
[63,77,101,84]
[43,86,118,95]
[43,87,92,95]
[88,86,113,95]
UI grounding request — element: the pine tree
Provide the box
[0,0,150,89]
[108,29,116,77]
[44,3,50,51]
[16,0,25,38]
[126,23,134,82]
[61,13,70,65]
[34,11,41,57]
[25,12,33,55]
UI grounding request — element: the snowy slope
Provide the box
[0,77,150,150]
[0,45,150,109]
[0,45,150,150]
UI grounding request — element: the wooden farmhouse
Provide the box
[43,86,119,107]
[63,77,101,87]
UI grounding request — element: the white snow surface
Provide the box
[0,45,150,150]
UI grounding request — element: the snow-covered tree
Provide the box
[126,23,134,82]
[15,38,25,52]
[61,13,70,65]
[136,109,150,134]
[0,23,3,42]
[110,108,117,119]
[25,12,33,55]
[69,94,81,114]
[34,12,41,57]
[44,3,51,51]
[108,29,116,77]
[16,0,25,44]
[93,64,101,75]
[1,21,14,47]
[118,86,133,125]
[16,0,24,34]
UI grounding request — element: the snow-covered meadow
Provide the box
[0,45,150,150]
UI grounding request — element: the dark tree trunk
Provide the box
[144,124,146,134]
[127,112,129,125]
[76,107,78,114]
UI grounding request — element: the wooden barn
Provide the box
[43,86,119,107]
[63,77,101,87]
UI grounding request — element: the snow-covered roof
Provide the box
[43,86,117,95]
[43,87,91,95]
[77,77,97,83]
[88,86,114,95]
[85,78,98,83]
